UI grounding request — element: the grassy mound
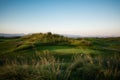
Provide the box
[0,33,120,80]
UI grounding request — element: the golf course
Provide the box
[0,32,120,80]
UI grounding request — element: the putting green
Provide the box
[36,46,96,54]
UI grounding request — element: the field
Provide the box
[0,33,120,80]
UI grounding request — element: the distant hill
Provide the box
[61,34,82,38]
[0,33,25,37]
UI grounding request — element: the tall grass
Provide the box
[0,51,120,80]
[65,54,120,80]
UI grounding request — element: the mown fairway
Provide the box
[0,33,120,80]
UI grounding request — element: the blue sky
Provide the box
[0,0,120,37]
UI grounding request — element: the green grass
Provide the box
[0,53,120,80]
[0,33,120,80]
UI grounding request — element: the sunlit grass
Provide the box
[0,33,120,80]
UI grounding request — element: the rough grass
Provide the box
[0,52,120,80]
[0,34,120,80]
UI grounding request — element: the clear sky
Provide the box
[0,0,120,37]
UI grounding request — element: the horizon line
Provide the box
[0,32,120,38]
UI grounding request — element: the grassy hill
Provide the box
[0,32,120,80]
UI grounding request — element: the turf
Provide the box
[0,33,120,80]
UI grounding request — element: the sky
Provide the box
[0,0,120,37]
